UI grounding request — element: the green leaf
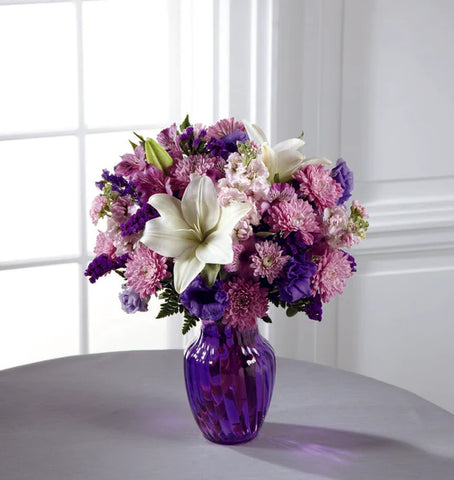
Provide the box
[145,138,174,171]
[129,140,138,151]
[182,311,199,335]
[133,131,145,142]
[179,114,190,132]
[286,306,299,317]
[200,264,220,287]
[262,315,273,324]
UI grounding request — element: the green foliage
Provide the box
[157,280,199,334]
[157,282,182,319]
[179,114,191,132]
[182,311,199,335]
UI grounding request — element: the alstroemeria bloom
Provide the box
[243,120,331,182]
[141,175,251,293]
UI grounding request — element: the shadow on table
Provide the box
[232,422,454,479]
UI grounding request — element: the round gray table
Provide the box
[1,350,454,479]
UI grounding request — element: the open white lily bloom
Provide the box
[141,175,251,293]
[243,120,331,182]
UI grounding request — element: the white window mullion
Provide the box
[75,0,89,355]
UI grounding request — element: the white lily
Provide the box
[141,175,251,293]
[243,120,331,182]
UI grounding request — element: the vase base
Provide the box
[201,430,259,445]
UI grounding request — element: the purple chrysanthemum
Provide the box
[222,278,268,331]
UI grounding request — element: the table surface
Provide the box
[1,350,454,480]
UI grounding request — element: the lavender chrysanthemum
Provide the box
[125,245,169,298]
[251,241,290,284]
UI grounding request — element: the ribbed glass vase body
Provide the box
[184,320,276,444]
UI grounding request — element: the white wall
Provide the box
[265,0,454,413]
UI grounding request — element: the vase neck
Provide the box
[201,320,259,342]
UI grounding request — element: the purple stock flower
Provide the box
[277,254,317,303]
[119,287,149,313]
[331,158,354,205]
[120,203,158,237]
[84,253,129,284]
[179,276,229,321]
[96,169,136,197]
[207,128,248,159]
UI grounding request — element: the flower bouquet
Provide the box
[86,116,368,443]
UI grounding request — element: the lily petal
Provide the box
[148,194,189,230]
[196,231,234,265]
[174,246,205,293]
[217,202,251,234]
[243,120,268,145]
[141,217,198,257]
[273,138,306,154]
[302,156,332,166]
[181,175,220,235]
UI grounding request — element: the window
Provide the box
[0,0,225,369]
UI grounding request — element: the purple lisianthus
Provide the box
[207,128,248,159]
[331,158,354,205]
[119,288,149,314]
[277,254,317,303]
[304,294,323,322]
[179,276,229,321]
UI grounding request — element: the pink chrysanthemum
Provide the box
[94,231,116,259]
[114,145,147,178]
[169,154,220,194]
[311,249,353,302]
[251,241,290,283]
[293,165,343,212]
[222,278,268,331]
[125,245,169,298]
[207,118,246,139]
[90,196,107,225]
[265,198,320,244]
[267,183,298,203]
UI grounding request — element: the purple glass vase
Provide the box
[184,320,276,444]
